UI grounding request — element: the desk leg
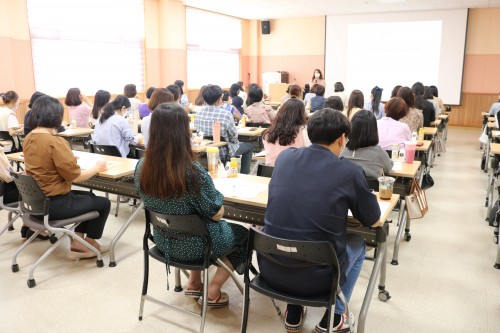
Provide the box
[485,135,492,173]
[357,225,390,333]
[443,121,448,141]
[426,144,434,168]
[391,200,407,265]
[418,161,425,187]
[486,170,495,223]
[495,235,500,269]
[109,202,144,267]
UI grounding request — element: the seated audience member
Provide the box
[424,86,440,119]
[237,81,247,105]
[89,90,111,128]
[391,85,402,98]
[412,82,435,127]
[258,108,381,333]
[310,85,326,112]
[430,85,445,113]
[377,97,411,150]
[344,90,364,121]
[263,98,311,166]
[24,95,110,259]
[166,84,181,104]
[288,84,302,99]
[192,85,208,113]
[245,85,275,124]
[230,84,244,115]
[363,86,384,120]
[341,110,393,179]
[397,86,423,133]
[0,91,24,136]
[331,82,348,107]
[124,83,142,118]
[488,92,500,116]
[194,85,253,174]
[304,84,318,105]
[25,92,66,136]
[92,95,138,157]
[65,88,92,128]
[138,87,156,119]
[140,88,175,147]
[324,96,344,112]
[303,84,310,100]
[134,103,248,307]
[175,80,189,107]
[281,85,292,104]
[221,90,242,121]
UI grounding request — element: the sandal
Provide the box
[66,246,109,260]
[198,291,229,308]
[185,284,203,298]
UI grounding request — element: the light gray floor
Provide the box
[0,127,498,333]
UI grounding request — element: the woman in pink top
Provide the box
[263,98,311,166]
[65,88,92,128]
[377,97,411,150]
[245,85,275,124]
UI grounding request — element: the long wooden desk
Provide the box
[57,128,94,137]
[216,174,398,333]
[238,127,266,152]
[237,127,266,137]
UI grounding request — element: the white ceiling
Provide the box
[182,0,500,19]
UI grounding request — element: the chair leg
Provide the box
[115,195,120,217]
[139,250,150,320]
[27,234,69,288]
[271,299,281,315]
[11,230,40,272]
[174,267,183,292]
[240,281,251,333]
[327,304,336,333]
[0,211,21,236]
[200,268,209,333]
[216,258,244,294]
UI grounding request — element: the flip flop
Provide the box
[185,284,203,298]
[66,250,98,260]
[198,291,229,308]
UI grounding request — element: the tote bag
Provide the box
[405,179,428,220]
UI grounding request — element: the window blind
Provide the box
[26,0,145,97]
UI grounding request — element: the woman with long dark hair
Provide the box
[364,86,384,119]
[344,90,364,121]
[263,98,310,166]
[92,95,137,157]
[340,110,393,179]
[89,90,111,128]
[134,103,248,307]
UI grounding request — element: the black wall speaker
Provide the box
[261,20,270,35]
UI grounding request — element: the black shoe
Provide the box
[25,228,50,241]
[285,304,306,332]
[20,226,29,238]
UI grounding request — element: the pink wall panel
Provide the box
[463,54,500,94]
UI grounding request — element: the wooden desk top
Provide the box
[491,143,500,155]
[423,127,437,135]
[7,151,137,179]
[192,140,227,153]
[389,160,421,178]
[488,122,498,128]
[481,112,489,117]
[430,119,442,126]
[57,128,94,137]
[493,130,500,138]
[438,114,449,120]
[416,140,432,152]
[237,127,266,137]
[214,174,398,223]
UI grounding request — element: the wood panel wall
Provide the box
[449,93,498,128]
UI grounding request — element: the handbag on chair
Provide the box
[405,179,428,220]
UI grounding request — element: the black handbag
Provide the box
[421,172,434,190]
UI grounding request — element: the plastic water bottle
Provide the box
[227,157,238,178]
[418,128,424,141]
[391,143,399,161]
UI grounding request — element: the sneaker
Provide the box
[284,305,306,332]
[315,312,350,333]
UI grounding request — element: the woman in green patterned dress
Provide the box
[134,103,248,308]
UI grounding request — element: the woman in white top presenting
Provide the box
[309,69,325,87]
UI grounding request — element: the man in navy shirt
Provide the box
[258,108,381,332]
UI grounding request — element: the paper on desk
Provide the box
[254,150,266,157]
[73,151,120,170]
[213,178,267,199]
[391,162,403,172]
[348,200,392,218]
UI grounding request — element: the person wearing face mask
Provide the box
[0,90,24,136]
[309,69,325,88]
[92,95,139,158]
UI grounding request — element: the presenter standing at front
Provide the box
[309,69,326,87]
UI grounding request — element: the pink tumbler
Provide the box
[404,141,417,164]
[212,122,221,143]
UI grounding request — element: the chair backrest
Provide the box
[0,131,18,152]
[257,164,274,178]
[10,173,48,216]
[366,179,379,191]
[135,148,145,159]
[246,228,340,305]
[147,210,212,266]
[90,144,122,157]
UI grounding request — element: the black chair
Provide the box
[139,210,243,333]
[241,227,350,333]
[10,173,102,288]
[135,147,145,159]
[0,181,21,237]
[257,164,274,178]
[90,143,124,216]
[0,131,20,153]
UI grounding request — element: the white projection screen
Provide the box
[325,9,468,104]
